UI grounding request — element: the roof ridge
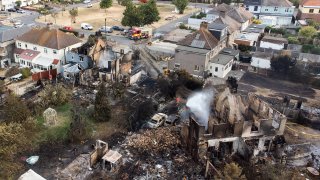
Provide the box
[55,29,60,50]
[201,29,213,49]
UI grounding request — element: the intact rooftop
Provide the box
[210,53,234,65]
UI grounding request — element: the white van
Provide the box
[99,26,113,33]
[81,23,93,30]
[10,73,22,81]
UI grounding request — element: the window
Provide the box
[319,9,320,13]
[18,42,21,47]
[274,7,278,11]
[309,9,314,13]
[25,44,27,48]
[33,47,37,50]
[285,8,289,12]
[194,65,200,71]
[53,50,57,54]
[215,67,218,72]
[210,66,212,69]
[44,48,47,53]
[174,63,180,69]
[254,6,258,11]
[80,56,84,62]
[265,9,268,11]
[71,55,74,60]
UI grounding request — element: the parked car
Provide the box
[7,8,16,12]
[112,26,124,31]
[0,76,5,80]
[16,9,26,13]
[81,23,93,30]
[10,73,22,81]
[165,16,173,21]
[99,26,113,33]
[83,0,91,4]
[165,115,180,126]
[87,3,93,8]
[147,113,168,128]
[153,32,164,39]
[63,26,73,31]
[14,21,23,28]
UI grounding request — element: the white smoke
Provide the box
[186,88,214,129]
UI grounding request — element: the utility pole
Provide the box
[105,18,107,40]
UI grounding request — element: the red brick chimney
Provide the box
[200,22,208,30]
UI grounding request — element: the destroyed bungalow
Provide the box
[181,90,287,178]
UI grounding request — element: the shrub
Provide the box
[302,44,314,53]
[20,67,31,78]
[252,19,262,24]
[287,36,299,44]
[38,84,71,108]
[179,23,188,29]
[311,47,320,55]
[191,12,206,19]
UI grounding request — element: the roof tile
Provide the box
[16,28,82,50]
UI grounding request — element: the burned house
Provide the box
[181,88,287,177]
[97,43,132,82]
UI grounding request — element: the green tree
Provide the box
[69,8,78,23]
[299,26,317,39]
[121,2,143,27]
[271,55,292,73]
[4,94,30,123]
[118,0,131,6]
[69,107,90,142]
[15,0,21,8]
[287,36,299,44]
[38,7,50,22]
[94,82,111,122]
[20,67,31,78]
[100,0,112,12]
[139,0,160,25]
[173,0,189,14]
[0,119,38,179]
[37,84,71,108]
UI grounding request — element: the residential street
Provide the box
[13,1,207,47]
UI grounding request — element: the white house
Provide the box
[260,36,288,50]
[0,0,39,10]
[14,28,82,73]
[244,0,295,26]
[207,48,239,78]
[251,51,273,70]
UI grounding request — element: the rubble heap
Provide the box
[114,126,204,179]
[127,127,181,155]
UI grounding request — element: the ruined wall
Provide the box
[248,93,287,135]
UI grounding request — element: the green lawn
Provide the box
[37,103,73,143]
[36,103,97,143]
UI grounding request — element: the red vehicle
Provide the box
[63,26,73,31]
[128,27,151,40]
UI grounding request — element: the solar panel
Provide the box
[191,40,205,48]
